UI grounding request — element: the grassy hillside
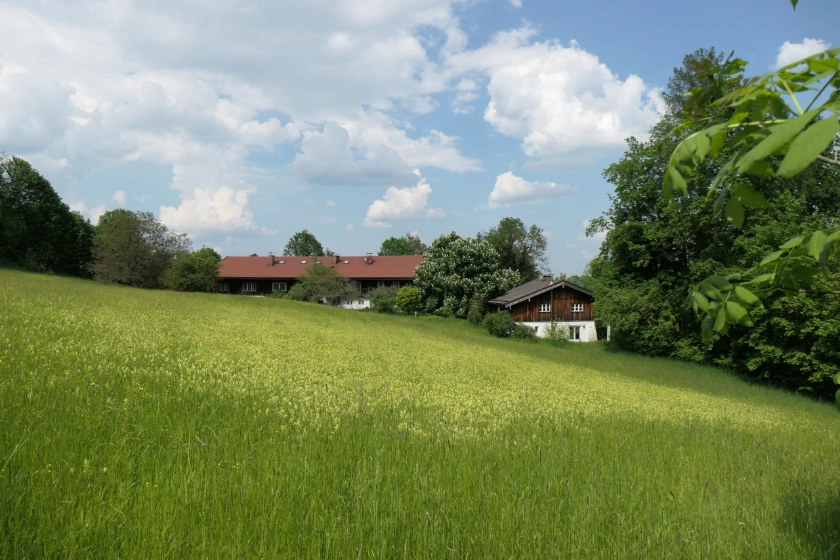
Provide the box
[1,269,839,558]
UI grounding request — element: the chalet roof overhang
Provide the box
[487,280,593,308]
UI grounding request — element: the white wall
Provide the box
[523,320,598,342]
[338,298,371,310]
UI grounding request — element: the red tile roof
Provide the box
[219,255,424,280]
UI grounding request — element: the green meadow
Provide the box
[1,269,839,558]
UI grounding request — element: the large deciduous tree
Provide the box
[91,210,191,289]
[414,232,521,318]
[164,247,222,292]
[283,230,325,256]
[0,154,95,276]
[478,217,548,281]
[378,233,428,256]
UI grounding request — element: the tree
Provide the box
[0,154,95,276]
[91,210,191,288]
[395,285,423,314]
[378,233,428,256]
[663,40,840,347]
[283,230,325,256]
[286,261,359,304]
[587,47,840,397]
[477,217,548,282]
[414,232,521,318]
[369,285,399,313]
[164,247,221,292]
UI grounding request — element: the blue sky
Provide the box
[0,0,836,274]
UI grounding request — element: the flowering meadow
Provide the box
[1,269,839,558]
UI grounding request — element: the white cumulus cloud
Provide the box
[775,38,831,69]
[447,30,664,169]
[487,171,579,208]
[363,177,445,227]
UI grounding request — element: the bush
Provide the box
[511,323,537,340]
[484,311,514,338]
[544,320,569,346]
[266,289,285,299]
[395,285,423,314]
[369,285,399,313]
[467,298,485,326]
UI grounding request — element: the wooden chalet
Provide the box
[487,276,599,341]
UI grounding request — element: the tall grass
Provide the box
[1,269,839,558]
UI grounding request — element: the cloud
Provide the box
[159,186,265,233]
[112,190,126,205]
[326,200,337,207]
[134,194,152,202]
[509,0,523,7]
[447,30,664,169]
[345,223,354,231]
[775,38,831,69]
[69,202,107,224]
[291,122,418,186]
[487,171,579,208]
[363,177,445,227]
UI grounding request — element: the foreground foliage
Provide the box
[1,270,839,558]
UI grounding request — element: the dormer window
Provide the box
[278,260,286,264]
[343,260,349,264]
[300,260,307,264]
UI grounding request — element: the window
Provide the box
[300,260,307,264]
[377,280,386,288]
[278,260,286,264]
[218,282,230,293]
[539,303,551,313]
[572,303,583,313]
[393,281,400,288]
[569,326,581,340]
[343,260,349,264]
[272,282,287,293]
[241,282,257,293]
[352,281,362,294]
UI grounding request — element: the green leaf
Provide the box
[712,190,727,218]
[692,291,710,312]
[735,109,821,174]
[790,0,798,10]
[663,167,686,199]
[807,230,831,262]
[777,117,840,177]
[733,285,760,306]
[725,198,745,228]
[724,301,753,326]
[742,160,775,176]
[709,128,726,157]
[714,305,726,331]
[780,236,806,250]
[733,182,768,208]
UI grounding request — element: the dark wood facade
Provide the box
[499,285,594,322]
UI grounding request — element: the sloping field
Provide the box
[2,269,839,558]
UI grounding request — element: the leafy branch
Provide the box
[663,45,840,343]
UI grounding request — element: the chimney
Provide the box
[365,252,374,265]
[269,252,275,266]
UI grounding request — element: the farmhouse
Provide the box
[488,276,600,342]
[218,254,424,309]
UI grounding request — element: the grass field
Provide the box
[2,269,840,558]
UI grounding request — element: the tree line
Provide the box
[584,47,840,399]
[0,154,220,291]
